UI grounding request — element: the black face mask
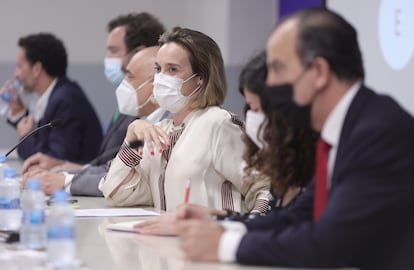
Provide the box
[262,84,312,129]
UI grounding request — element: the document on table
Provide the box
[106,220,147,232]
[75,208,159,217]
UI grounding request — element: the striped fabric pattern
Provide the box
[229,112,245,130]
[158,125,185,211]
[221,180,235,211]
[118,141,142,168]
[251,198,269,213]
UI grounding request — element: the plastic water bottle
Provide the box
[47,190,76,267]
[0,167,22,231]
[20,178,46,250]
[0,154,8,181]
[0,79,20,116]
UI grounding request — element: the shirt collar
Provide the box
[321,81,361,148]
[144,107,168,123]
[33,79,58,122]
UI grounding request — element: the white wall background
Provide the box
[0,0,276,65]
[327,0,414,116]
[0,0,277,149]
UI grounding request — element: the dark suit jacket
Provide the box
[89,113,137,166]
[16,77,103,163]
[70,113,136,197]
[237,86,414,270]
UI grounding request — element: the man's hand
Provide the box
[22,152,65,173]
[22,168,65,195]
[0,80,26,115]
[16,115,36,138]
[178,219,223,262]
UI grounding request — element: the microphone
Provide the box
[129,140,143,148]
[5,119,63,157]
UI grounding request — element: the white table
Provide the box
[73,197,355,270]
[1,157,356,270]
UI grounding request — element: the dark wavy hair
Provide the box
[240,52,317,197]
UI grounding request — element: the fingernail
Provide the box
[139,151,143,156]
[150,151,154,156]
[159,148,162,153]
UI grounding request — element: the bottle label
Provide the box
[0,197,20,209]
[47,225,74,240]
[22,209,45,224]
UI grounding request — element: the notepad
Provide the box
[75,208,159,217]
[106,220,147,232]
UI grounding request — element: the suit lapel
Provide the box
[330,86,375,187]
[100,114,128,152]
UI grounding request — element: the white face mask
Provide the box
[245,110,267,149]
[104,58,125,86]
[153,72,199,113]
[115,79,152,116]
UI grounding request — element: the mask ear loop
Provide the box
[134,77,154,110]
[183,73,203,98]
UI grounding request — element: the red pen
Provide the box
[184,178,191,204]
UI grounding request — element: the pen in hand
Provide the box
[184,178,191,204]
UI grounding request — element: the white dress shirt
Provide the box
[7,79,57,123]
[217,81,362,262]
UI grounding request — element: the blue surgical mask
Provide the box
[104,58,125,86]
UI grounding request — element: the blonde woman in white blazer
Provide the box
[99,27,269,214]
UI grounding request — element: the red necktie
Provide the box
[313,138,331,220]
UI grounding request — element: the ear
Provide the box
[32,62,42,77]
[312,57,330,91]
[197,75,204,88]
[134,45,146,53]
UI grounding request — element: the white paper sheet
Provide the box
[75,208,159,217]
[106,220,147,232]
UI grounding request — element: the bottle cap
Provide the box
[52,190,69,202]
[3,167,16,178]
[0,154,6,163]
[26,178,41,190]
[12,79,21,89]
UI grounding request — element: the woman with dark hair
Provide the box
[240,51,317,212]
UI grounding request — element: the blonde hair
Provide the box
[159,27,227,109]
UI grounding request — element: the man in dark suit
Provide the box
[177,8,414,270]
[5,33,102,163]
[21,13,167,197]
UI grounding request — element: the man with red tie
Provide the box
[177,8,414,270]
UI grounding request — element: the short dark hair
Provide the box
[18,33,67,77]
[107,12,165,53]
[287,8,364,81]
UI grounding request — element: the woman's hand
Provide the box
[134,213,178,236]
[125,120,170,155]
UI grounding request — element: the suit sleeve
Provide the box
[89,146,119,166]
[70,165,106,197]
[236,118,414,268]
